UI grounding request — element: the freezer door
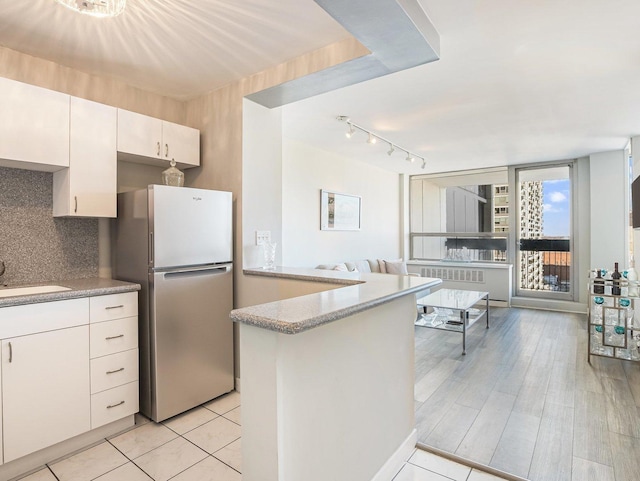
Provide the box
[150,264,234,422]
[150,185,232,268]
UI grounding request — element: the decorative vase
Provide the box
[263,242,277,270]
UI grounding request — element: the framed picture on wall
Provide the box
[320,190,361,231]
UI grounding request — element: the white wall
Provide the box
[590,150,627,270]
[282,139,401,267]
[632,136,640,265]
[242,99,283,271]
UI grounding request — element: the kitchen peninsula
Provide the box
[231,267,441,481]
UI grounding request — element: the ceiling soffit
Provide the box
[247,0,440,108]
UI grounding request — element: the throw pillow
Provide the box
[333,263,349,272]
[384,259,408,275]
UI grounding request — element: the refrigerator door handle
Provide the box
[162,265,232,279]
[149,232,154,265]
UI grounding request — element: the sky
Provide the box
[542,179,570,237]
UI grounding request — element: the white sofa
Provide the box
[316,258,419,276]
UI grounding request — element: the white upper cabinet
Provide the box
[0,77,70,171]
[117,109,199,168]
[161,119,200,167]
[53,97,117,218]
[117,109,163,160]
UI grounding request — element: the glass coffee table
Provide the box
[416,288,490,355]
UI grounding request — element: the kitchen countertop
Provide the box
[231,266,442,334]
[0,278,141,308]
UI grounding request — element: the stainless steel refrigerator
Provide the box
[114,184,234,422]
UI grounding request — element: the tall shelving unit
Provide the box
[588,278,640,363]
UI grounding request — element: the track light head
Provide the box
[421,159,426,169]
[406,152,415,163]
[387,144,395,156]
[367,133,377,144]
[345,123,355,139]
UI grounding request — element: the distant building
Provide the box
[519,181,544,290]
[492,185,509,261]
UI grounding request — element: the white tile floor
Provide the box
[16,391,506,481]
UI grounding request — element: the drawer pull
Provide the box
[105,305,124,310]
[8,341,12,363]
[105,334,124,340]
[106,367,125,375]
[107,400,125,409]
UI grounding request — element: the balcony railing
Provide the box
[519,238,571,292]
[410,232,508,262]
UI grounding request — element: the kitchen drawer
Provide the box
[90,292,137,323]
[91,381,138,429]
[90,316,138,359]
[0,298,88,339]
[90,348,138,394]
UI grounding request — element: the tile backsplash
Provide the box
[0,166,98,285]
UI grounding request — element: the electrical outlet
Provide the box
[256,230,271,246]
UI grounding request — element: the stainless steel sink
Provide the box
[0,285,71,298]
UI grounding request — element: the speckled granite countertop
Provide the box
[231,267,442,334]
[0,278,140,308]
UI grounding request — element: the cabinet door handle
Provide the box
[165,143,169,157]
[74,196,78,213]
[157,141,160,156]
[8,341,12,363]
[105,334,124,340]
[106,367,125,375]
[107,400,125,409]
[105,305,124,310]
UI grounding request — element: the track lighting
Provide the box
[336,115,425,170]
[345,123,355,139]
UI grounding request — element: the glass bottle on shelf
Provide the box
[594,269,605,294]
[612,262,622,296]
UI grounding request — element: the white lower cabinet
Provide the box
[0,343,3,466]
[91,381,139,429]
[0,292,139,468]
[90,349,138,395]
[1,326,90,463]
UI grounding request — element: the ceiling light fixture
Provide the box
[336,116,425,169]
[345,123,355,139]
[55,0,126,18]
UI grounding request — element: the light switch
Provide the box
[256,230,271,246]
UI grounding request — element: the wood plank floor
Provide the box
[414,307,640,481]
